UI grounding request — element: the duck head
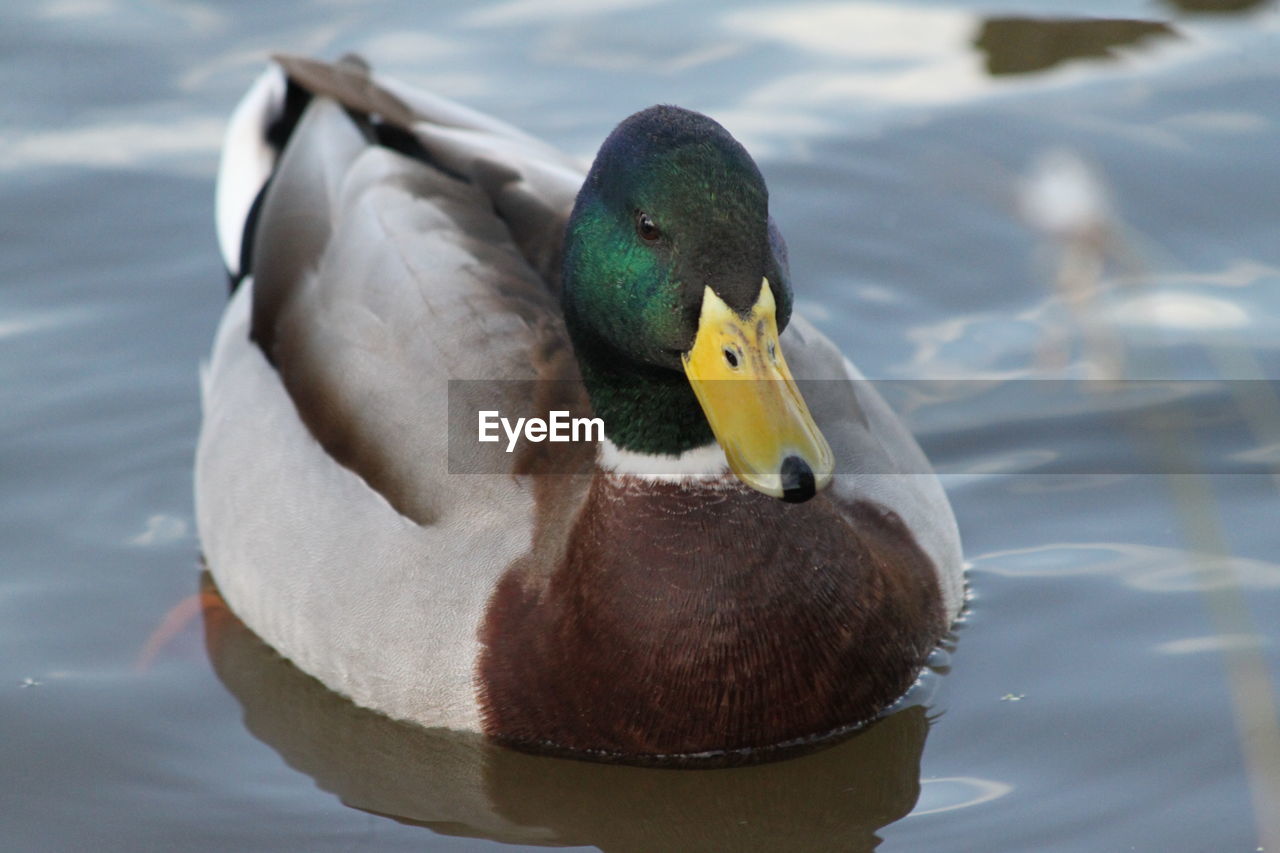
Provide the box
[562,105,833,503]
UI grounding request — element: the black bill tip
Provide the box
[780,455,816,503]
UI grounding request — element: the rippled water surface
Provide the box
[4,1,1280,850]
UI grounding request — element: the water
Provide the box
[4,1,1279,850]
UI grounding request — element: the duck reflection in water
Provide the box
[201,574,935,852]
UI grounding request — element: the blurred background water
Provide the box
[3,1,1279,850]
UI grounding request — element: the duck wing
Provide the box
[237,55,590,523]
[198,57,601,728]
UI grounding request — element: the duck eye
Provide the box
[723,346,740,369]
[636,212,660,242]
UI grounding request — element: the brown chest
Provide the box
[477,475,944,765]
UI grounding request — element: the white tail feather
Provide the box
[215,65,286,276]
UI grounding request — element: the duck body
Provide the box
[197,55,964,765]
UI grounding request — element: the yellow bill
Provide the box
[681,280,834,502]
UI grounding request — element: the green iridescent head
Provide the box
[562,105,793,372]
[560,105,830,502]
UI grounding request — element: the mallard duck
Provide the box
[198,54,964,766]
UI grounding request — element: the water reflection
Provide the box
[0,116,225,173]
[203,576,933,851]
[975,542,1280,592]
[910,776,1013,816]
[975,17,1178,77]
[1163,0,1272,13]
